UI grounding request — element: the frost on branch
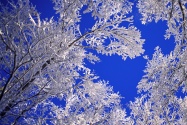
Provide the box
[125,0,187,124]
[130,43,187,124]
[0,0,140,124]
[53,0,145,60]
[137,0,187,42]
[16,76,129,125]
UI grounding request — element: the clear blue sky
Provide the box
[29,0,176,114]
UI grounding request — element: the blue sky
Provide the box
[30,0,176,113]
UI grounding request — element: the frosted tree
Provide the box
[130,0,187,124]
[130,46,187,124]
[0,0,144,124]
[137,0,187,42]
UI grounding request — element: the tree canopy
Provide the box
[0,0,186,124]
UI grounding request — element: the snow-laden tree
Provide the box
[130,0,187,124]
[0,0,144,124]
[137,0,187,42]
[130,46,187,124]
